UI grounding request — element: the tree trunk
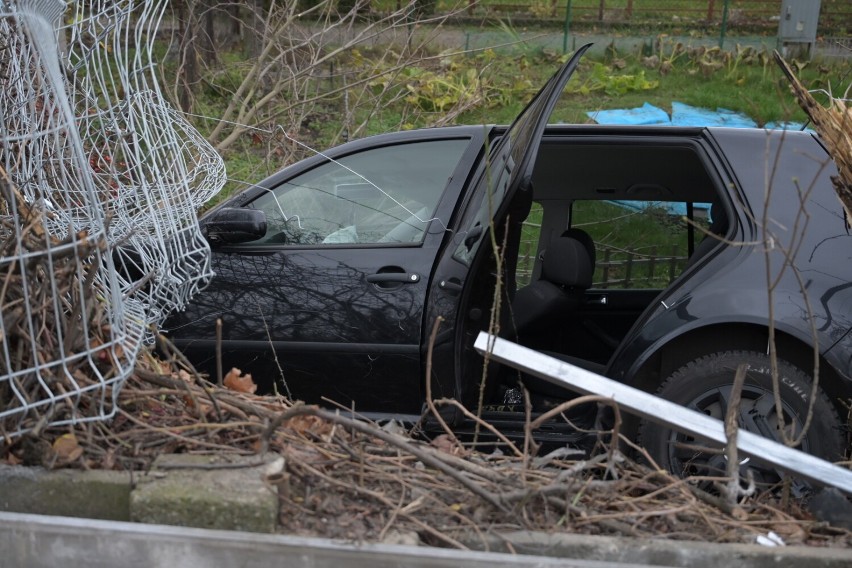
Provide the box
[178,0,200,113]
[197,0,217,63]
[230,4,241,41]
[243,0,265,59]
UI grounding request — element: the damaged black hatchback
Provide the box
[165,46,851,480]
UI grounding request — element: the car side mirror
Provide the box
[202,207,267,246]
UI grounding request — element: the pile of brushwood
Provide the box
[775,52,852,221]
[0,172,122,437]
[2,340,850,550]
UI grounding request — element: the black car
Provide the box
[165,46,850,478]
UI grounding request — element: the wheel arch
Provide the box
[629,322,850,415]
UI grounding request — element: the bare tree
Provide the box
[168,0,474,160]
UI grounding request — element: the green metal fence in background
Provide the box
[434,0,850,57]
[452,0,851,36]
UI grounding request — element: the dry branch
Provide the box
[0,170,119,437]
[2,357,849,548]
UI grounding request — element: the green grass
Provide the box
[185,31,850,207]
[461,48,839,127]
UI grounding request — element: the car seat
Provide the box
[510,233,593,337]
[500,232,607,406]
[562,227,622,352]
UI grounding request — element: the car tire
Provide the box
[637,350,845,490]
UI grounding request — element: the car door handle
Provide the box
[366,272,420,284]
[585,294,608,305]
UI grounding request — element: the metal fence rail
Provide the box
[467,0,851,36]
[0,1,225,439]
[517,240,687,289]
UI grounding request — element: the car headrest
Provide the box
[561,227,596,266]
[541,237,593,289]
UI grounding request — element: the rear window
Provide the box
[570,200,709,289]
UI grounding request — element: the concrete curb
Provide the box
[1,459,849,567]
[0,512,657,568]
[466,530,852,568]
[131,453,280,533]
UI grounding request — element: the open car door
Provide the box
[425,45,593,409]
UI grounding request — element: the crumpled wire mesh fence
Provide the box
[0,0,225,439]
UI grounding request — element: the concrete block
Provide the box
[130,453,280,533]
[0,465,132,521]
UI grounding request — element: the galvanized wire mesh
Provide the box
[64,0,226,325]
[0,0,225,439]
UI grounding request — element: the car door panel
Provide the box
[167,133,484,413]
[566,289,661,363]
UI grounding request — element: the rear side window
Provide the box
[247,139,469,245]
[570,200,710,289]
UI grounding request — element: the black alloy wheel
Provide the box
[638,351,845,494]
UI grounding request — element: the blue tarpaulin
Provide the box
[585,104,804,220]
[764,121,814,132]
[587,102,801,130]
[610,200,711,218]
[586,103,670,125]
[670,102,757,128]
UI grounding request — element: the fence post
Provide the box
[598,0,605,21]
[563,0,573,54]
[669,245,678,282]
[719,0,730,49]
[626,0,633,19]
[648,246,657,283]
[624,251,634,288]
[707,0,715,21]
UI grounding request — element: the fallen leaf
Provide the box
[287,415,332,436]
[223,367,257,394]
[52,433,83,462]
[429,433,464,455]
